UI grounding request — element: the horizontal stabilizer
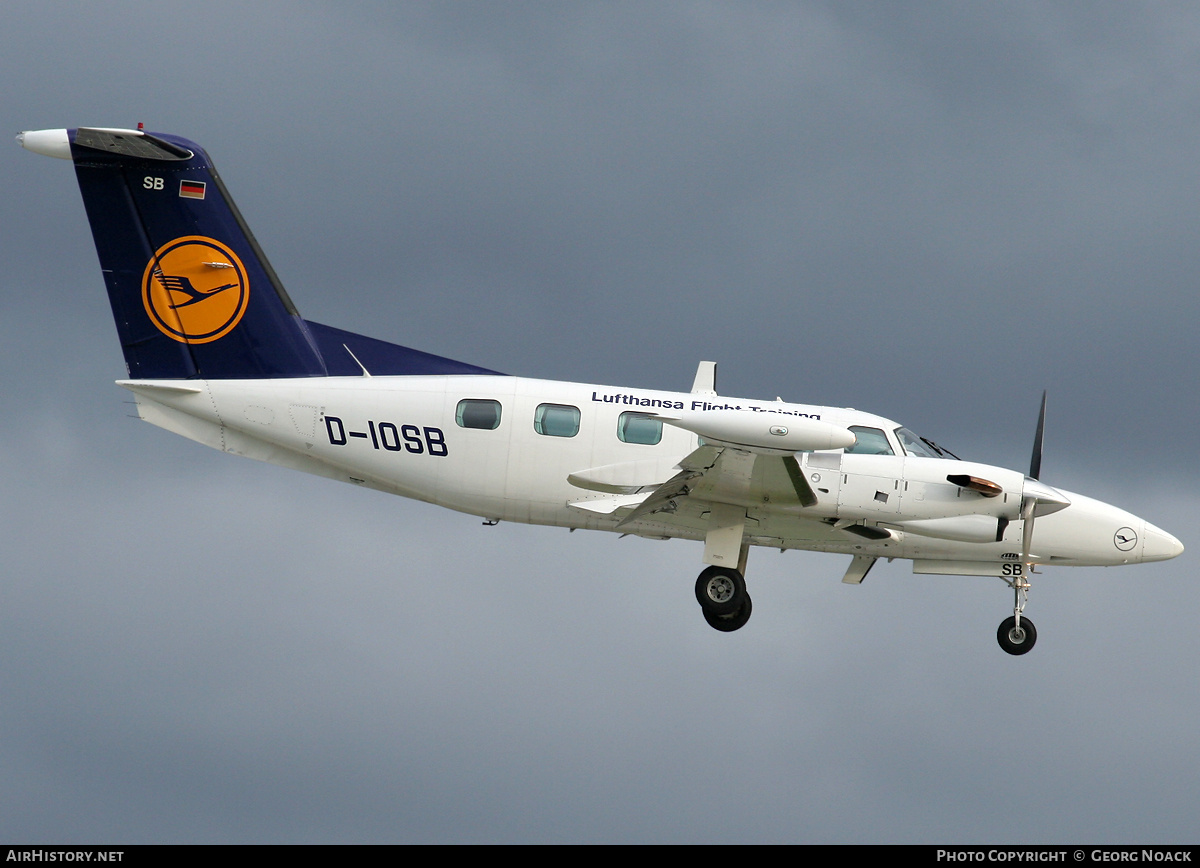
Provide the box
[116,380,204,396]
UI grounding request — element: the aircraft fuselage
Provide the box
[122,375,1179,573]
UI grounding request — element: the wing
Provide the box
[563,444,827,566]
[614,445,816,528]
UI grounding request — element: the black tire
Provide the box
[703,594,752,632]
[997,615,1037,655]
[695,566,746,617]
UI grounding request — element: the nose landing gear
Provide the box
[997,392,1048,656]
[997,573,1037,655]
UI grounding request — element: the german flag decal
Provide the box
[179,179,206,200]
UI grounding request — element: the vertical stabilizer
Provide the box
[45,127,328,379]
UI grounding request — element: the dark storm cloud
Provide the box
[1,1,1196,843]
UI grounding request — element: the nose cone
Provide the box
[1142,522,1184,562]
[1026,491,1184,566]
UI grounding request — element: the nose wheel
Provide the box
[997,615,1037,655]
[997,574,1037,655]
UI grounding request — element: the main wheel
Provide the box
[997,615,1037,655]
[695,566,746,617]
[703,594,752,632]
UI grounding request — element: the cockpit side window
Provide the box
[845,426,894,455]
[894,427,959,459]
[895,427,938,458]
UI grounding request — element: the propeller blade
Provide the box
[1021,497,1036,565]
[1017,477,1070,574]
[1029,390,1047,480]
[1021,392,1047,577]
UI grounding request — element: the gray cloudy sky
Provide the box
[2,1,1197,843]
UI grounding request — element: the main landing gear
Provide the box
[696,566,752,632]
[997,571,1037,655]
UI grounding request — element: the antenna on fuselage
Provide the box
[342,344,372,377]
[691,361,717,395]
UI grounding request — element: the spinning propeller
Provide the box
[999,392,1071,653]
[1019,391,1071,571]
[1022,391,1046,570]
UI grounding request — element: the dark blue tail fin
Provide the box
[30,127,501,379]
[67,127,327,379]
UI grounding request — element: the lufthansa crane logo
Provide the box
[141,236,249,343]
[1114,526,1138,552]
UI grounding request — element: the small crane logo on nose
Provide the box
[1114,527,1138,551]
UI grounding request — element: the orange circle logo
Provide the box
[141,236,249,343]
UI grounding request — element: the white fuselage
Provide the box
[121,374,1182,575]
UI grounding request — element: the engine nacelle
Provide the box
[656,409,857,454]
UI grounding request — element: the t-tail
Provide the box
[19,127,498,380]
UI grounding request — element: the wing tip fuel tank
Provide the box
[657,408,856,453]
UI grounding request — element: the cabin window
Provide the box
[456,399,502,430]
[534,403,580,437]
[845,426,894,455]
[617,412,662,445]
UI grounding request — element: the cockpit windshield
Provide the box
[895,427,959,460]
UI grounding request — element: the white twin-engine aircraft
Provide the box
[21,126,1183,654]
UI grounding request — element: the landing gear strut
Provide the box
[695,566,751,631]
[997,573,1037,655]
